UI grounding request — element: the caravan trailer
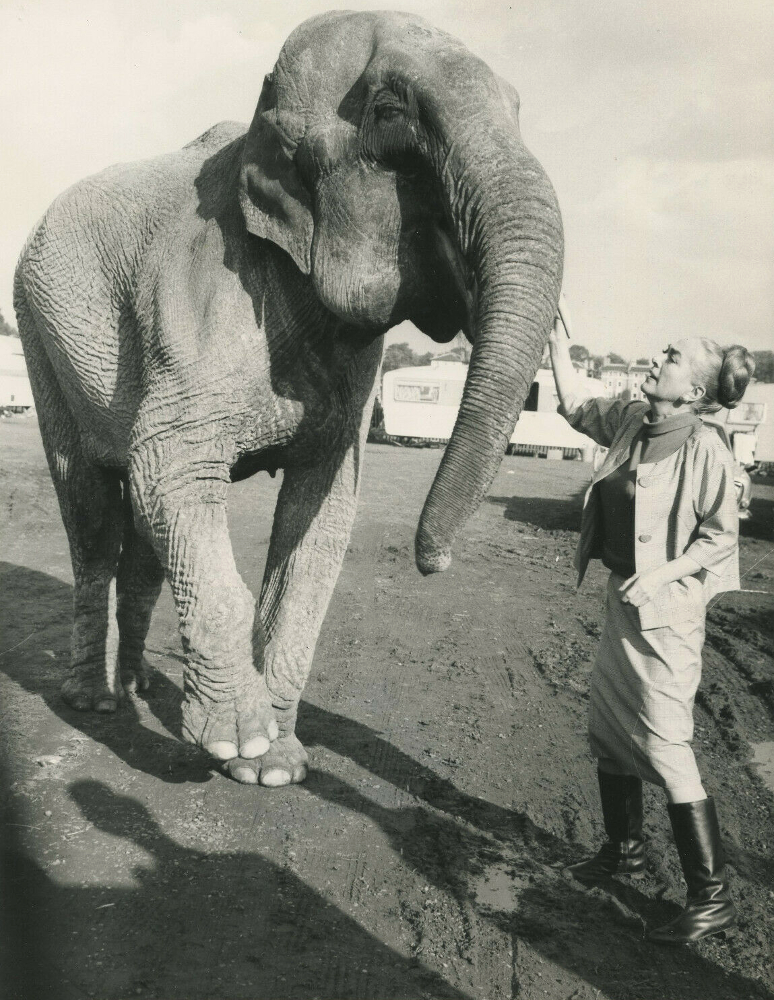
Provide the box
[712,382,773,465]
[0,336,34,412]
[382,360,603,459]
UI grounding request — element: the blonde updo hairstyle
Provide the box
[691,339,756,415]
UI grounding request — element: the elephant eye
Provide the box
[374,102,403,123]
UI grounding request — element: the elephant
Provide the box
[14,10,563,785]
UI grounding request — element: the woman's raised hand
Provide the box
[549,313,565,347]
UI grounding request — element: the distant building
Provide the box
[572,355,595,376]
[600,356,652,400]
[0,336,33,409]
[600,358,628,398]
[626,359,652,401]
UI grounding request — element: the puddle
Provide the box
[474,865,528,912]
[750,741,774,794]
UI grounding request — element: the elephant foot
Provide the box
[120,656,152,696]
[61,662,126,713]
[62,657,154,713]
[221,734,309,786]
[181,669,279,763]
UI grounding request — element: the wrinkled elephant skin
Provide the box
[14,11,563,784]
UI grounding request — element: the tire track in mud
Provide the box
[377,557,512,996]
[705,603,774,721]
[382,579,515,997]
[693,596,774,793]
[309,522,516,998]
[294,525,480,998]
[340,525,582,998]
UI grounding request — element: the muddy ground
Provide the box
[1,414,773,1000]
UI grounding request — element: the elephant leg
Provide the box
[129,442,277,763]
[223,444,365,787]
[63,473,125,713]
[115,491,165,695]
[18,319,125,712]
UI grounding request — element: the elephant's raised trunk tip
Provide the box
[415,528,452,575]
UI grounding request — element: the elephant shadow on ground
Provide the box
[487,481,587,532]
[299,704,774,1000]
[3,564,770,999]
[297,701,556,851]
[1,777,473,1000]
[0,562,210,785]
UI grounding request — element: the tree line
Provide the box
[570,344,774,383]
[383,337,774,383]
[382,340,471,373]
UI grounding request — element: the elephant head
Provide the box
[239,10,563,574]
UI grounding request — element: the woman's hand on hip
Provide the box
[618,569,667,607]
[619,555,703,607]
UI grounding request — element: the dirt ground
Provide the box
[1,414,773,1000]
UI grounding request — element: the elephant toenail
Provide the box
[241,735,270,758]
[207,741,239,760]
[268,720,279,741]
[261,768,291,788]
[233,767,258,784]
[95,698,117,713]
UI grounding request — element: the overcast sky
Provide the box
[1,0,772,359]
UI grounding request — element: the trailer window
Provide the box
[394,383,440,403]
[523,381,539,412]
[735,402,765,425]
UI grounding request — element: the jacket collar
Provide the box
[591,411,644,485]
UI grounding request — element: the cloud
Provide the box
[563,155,774,354]
[0,4,278,173]
[585,156,774,257]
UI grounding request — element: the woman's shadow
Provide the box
[2,776,473,1000]
[487,479,587,532]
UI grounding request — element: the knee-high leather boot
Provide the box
[568,770,646,884]
[648,797,735,944]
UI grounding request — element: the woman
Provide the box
[548,309,754,945]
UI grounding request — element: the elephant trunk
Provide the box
[415,126,563,574]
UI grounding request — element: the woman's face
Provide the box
[641,338,707,406]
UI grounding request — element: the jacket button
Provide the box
[638,533,652,543]
[638,478,650,487]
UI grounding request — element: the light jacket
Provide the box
[560,394,740,630]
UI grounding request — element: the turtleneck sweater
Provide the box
[599,410,702,578]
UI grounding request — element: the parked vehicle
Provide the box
[703,419,753,520]
[711,387,771,464]
[382,361,602,459]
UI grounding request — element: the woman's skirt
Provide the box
[588,572,705,788]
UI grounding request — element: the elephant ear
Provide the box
[238,74,314,275]
[495,75,522,132]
